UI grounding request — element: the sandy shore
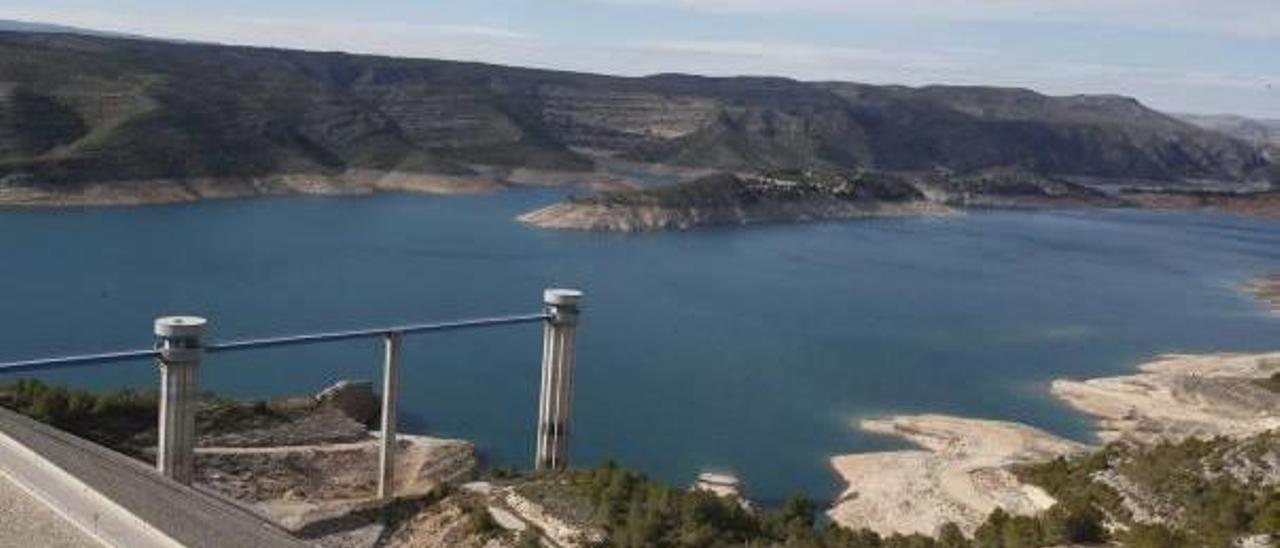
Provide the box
[828,351,1280,536]
[827,415,1089,536]
[1051,352,1280,444]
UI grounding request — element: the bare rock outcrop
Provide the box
[315,380,379,425]
[828,351,1280,537]
[197,434,477,532]
[1051,352,1280,444]
[827,415,1089,536]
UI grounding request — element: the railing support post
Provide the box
[154,316,206,485]
[378,332,403,500]
[535,288,582,471]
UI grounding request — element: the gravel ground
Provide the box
[0,473,102,548]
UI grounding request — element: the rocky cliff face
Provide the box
[0,31,1270,204]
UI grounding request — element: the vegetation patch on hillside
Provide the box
[1014,433,1280,547]
[572,169,925,209]
[0,379,320,458]
[5,380,1279,548]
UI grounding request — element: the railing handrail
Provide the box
[0,311,550,374]
[0,348,161,373]
[0,286,582,492]
[207,312,550,353]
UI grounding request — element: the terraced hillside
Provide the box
[0,31,1272,204]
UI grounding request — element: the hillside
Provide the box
[0,31,1272,205]
[0,19,153,39]
[1178,113,1280,150]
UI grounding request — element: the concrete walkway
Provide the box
[0,472,102,547]
[0,407,310,548]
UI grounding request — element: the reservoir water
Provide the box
[1,189,1277,504]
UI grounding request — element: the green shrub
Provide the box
[936,523,971,548]
[566,461,956,547]
[1121,524,1188,548]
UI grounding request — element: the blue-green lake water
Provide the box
[1,189,1277,505]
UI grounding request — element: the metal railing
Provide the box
[0,288,583,499]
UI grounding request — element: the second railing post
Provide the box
[378,332,403,500]
[535,288,582,471]
[154,316,206,485]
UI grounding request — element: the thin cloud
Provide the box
[636,40,963,72]
[5,8,537,56]
[600,0,1280,39]
[618,38,1279,117]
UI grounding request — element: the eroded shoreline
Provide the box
[826,351,1280,536]
[0,166,640,207]
[517,199,958,231]
[828,415,1089,536]
[1248,274,1280,313]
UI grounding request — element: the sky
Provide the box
[6,0,1279,118]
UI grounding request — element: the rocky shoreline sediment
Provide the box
[1248,274,1280,313]
[517,197,957,231]
[0,166,639,207]
[516,169,1278,232]
[828,415,1089,536]
[826,351,1280,537]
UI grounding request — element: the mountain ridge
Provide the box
[0,19,154,40]
[0,29,1272,205]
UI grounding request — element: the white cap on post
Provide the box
[543,288,582,307]
[544,289,582,326]
[154,316,207,364]
[153,315,206,484]
[154,316,208,338]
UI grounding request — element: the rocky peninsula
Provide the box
[828,415,1089,536]
[518,171,953,231]
[827,350,1280,537]
[518,167,1129,231]
[1052,352,1280,445]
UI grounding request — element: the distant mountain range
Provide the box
[1177,113,1280,155]
[0,25,1274,205]
[0,19,153,40]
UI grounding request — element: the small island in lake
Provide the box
[519,167,1123,231]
